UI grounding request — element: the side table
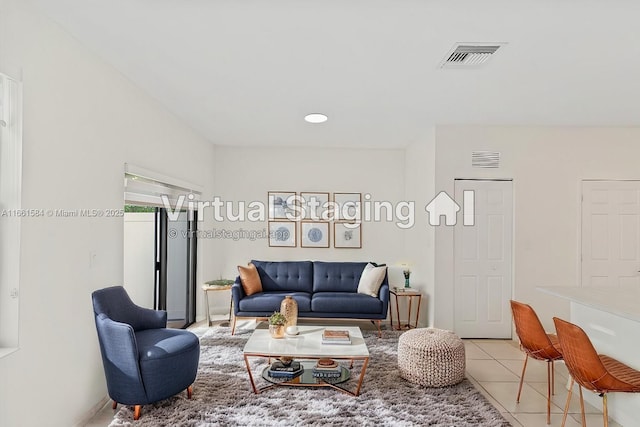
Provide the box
[389,288,423,330]
[202,284,233,327]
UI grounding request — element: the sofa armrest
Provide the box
[378,281,390,316]
[231,276,245,314]
[379,283,390,304]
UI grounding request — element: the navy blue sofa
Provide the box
[92,286,200,420]
[231,260,389,336]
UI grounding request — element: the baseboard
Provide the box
[74,395,109,427]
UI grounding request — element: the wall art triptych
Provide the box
[267,191,362,249]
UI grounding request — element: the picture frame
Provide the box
[268,191,297,220]
[300,192,330,220]
[334,222,362,249]
[268,221,297,247]
[333,192,361,221]
[300,221,330,248]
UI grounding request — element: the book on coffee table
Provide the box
[268,361,303,378]
[322,329,351,345]
[312,358,343,378]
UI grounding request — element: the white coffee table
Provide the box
[242,325,370,396]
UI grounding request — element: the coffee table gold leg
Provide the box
[354,357,369,396]
[243,355,259,393]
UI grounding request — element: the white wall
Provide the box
[403,133,436,327]
[209,145,411,312]
[434,126,640,333]
[0,2,215,426]
[123,212,155,308]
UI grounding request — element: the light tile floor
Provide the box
[84,323,623,426]
[465,339,622,427]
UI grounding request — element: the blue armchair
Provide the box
[91,286,200,420]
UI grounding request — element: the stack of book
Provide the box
[312,358,342,378]
[268,360,303,379]
[321,329,351,345]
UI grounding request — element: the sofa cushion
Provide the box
[135,328,200,403]
[357,263,387,297]
[238,292,312,313]
[251,260,313,293]
[311,292,383,314]
[313,261,368,293]
[238,263,263,296]
[135,328,200,361]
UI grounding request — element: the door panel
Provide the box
[155,208,197,328]
[582,181,640,289]
[454,179,513,338]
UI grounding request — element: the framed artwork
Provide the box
[333,192,361,221]
[268,191,296,220]
[300,192,330,220]
[268,221,296,247]
[301,221,330,248]
[334,222,361,249]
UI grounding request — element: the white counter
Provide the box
[538,286,640,322]
[538,286,640,426]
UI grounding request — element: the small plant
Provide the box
[403,269,411,279]
[269,311,287,326]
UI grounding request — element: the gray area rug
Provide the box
[109,326,510,426]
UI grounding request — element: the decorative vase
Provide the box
[404,277,410,288]
[269,324,285,339]
[280,295,298,328]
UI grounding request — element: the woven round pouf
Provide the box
[398,328,465,387]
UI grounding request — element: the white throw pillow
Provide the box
[357,263,387,297]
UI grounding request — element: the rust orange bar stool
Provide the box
[553,317,640,427]
[510,300,563,424]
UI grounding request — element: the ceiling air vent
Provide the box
[472,151,500,168]
[440,44,503,68]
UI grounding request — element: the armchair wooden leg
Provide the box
[551,361,555,395]
[112,401,117,410]
[133,405,141,420]
[231,315,237,335]
[603,393,608,427]
[516,354,529,403]
[375,320,381,338]
[187,385,193,399]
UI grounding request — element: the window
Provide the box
[0,72,22,357]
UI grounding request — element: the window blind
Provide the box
[124,163,203,208]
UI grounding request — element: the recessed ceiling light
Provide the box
[304,113,328,124]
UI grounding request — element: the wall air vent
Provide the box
[472,151,500,168]
[440,44,503,68]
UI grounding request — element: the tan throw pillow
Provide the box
[357,263,387,297]
[238,263,263,296]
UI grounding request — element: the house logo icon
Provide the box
[425,191,475,226]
